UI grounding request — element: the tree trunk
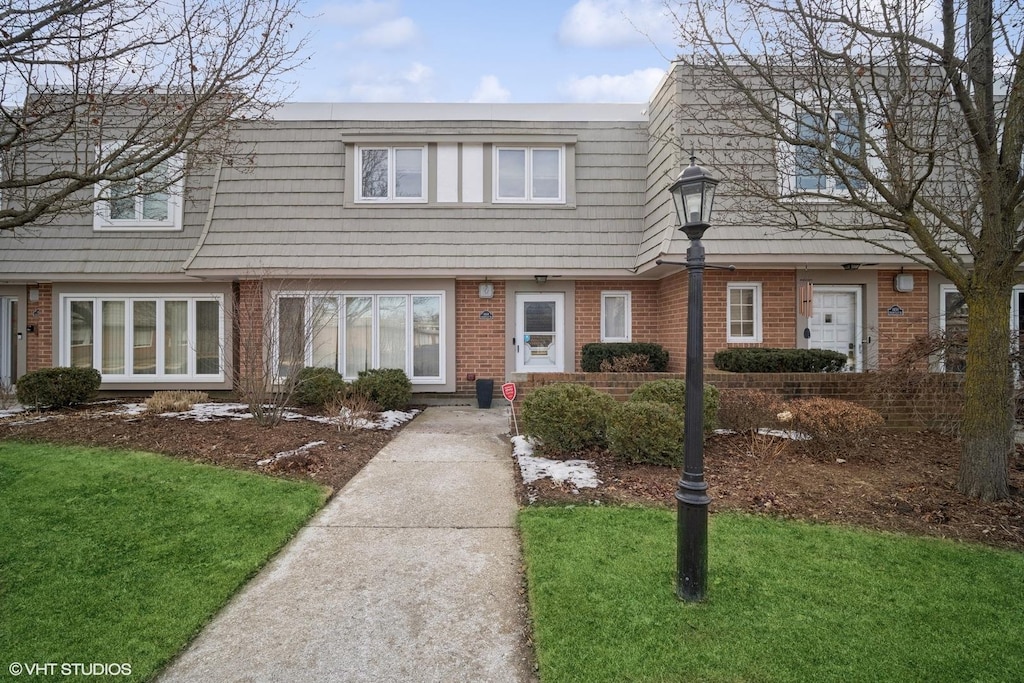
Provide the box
[958,286,1012,501]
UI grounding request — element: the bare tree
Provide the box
[0,0,307,232]
[672,0,1023,500]
[229,278,341,427]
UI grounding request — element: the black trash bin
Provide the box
[475,378,494,409]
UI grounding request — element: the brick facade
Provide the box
[25,283,52,373]
[875,269,930,367]
[234,279,264,386]
[572,280,660,370]
[454,280,506,395]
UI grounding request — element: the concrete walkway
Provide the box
[158,406,535,683]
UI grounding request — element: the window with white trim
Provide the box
[727,283,763,343]
[939,284,968,372]
[62,295,223,380]
[777,97,879,199]
[356,146,426,202]
[273,291,444,383]
[94,151,184,230]
[494,146,564,203]
[600,292,631,342]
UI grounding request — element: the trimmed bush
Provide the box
[15,367,101,409]
[145,390,209,413]
[716,389,788,433]
[787,397,884,453]
[628,379,720,433]
[352,368,412,412]
[607,401,684,466]
[581,343,669,372]
[599,353,651,372]
[713,348,847,373]
[521,383,617,455]
[294,367,347,411]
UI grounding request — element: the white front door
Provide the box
[809,286,863,371]
[515,293,564,373]
[0,297,15,386]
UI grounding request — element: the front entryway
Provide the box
[515,292,564,373]
[809,286,863,371]
[0,297,16,386]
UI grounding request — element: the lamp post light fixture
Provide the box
[668,154,720,602]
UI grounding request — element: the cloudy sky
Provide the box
[288,0,681,103]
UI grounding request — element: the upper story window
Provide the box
[94,150,184,231]
[727,282,763,343]
[357,146,426,202]
[494,146,564,203]
[778,98,875,199]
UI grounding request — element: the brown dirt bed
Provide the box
[517,430,1024,552]
[2,403,1022,552]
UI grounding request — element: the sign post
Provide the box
[502,382,519,436]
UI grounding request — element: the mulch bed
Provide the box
[0,401,407,494]
[517,430,1024,552]
[3,402,1022,552]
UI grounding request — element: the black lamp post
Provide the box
[668,154,719,602]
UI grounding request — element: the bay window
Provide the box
[275,291,444,383]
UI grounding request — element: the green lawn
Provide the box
[0,442,328,682]
[520,506,1024,683]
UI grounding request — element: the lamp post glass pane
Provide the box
[683,185,704,225]
[701,184,716,223]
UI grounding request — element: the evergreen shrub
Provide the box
[580,343,669,372]
[713,348,847,373]
[521,383,616,455]
[15,367,102,409]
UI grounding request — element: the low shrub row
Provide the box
[294,366,412,412]
[521,380,718,466]
[520,382,884,465]
[713,347,847,373]
[580,343,669,372]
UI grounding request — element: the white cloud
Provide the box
[559,0,676,48]
[343,61,435,101]
[353,16,420,49]
[319,0,399,26]
[469,75,511,103]
[561,67,665,102]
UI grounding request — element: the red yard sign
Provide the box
[501,382,517,402]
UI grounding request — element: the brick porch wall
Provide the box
[26,283,53,372]
[519,369,962,430]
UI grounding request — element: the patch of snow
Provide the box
[5,414,56,426]
[0,405,25,419]
[162,402,253,421]
[257,441,327,467]
[756,428,811,441]
[713,428,737,435]
[512,436,601,490]
[110,403,147,416]
[376,409,416,430]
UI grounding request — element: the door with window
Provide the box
[515,293,564,373]
[809,286,863,371]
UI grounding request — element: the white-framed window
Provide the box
[600,291,631,342]
[777,98,880,199]
[61,294,223,380]
[356,146,426,202]
[273,291,444,384]
[494,146,564,203]
[94,149,184,231]
[727,283,763,343]
[938,284,967,372]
